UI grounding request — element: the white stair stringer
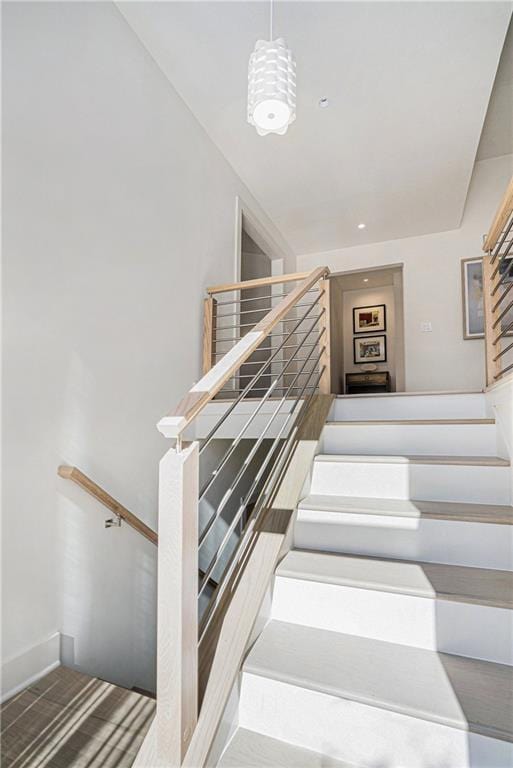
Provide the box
[239,621,513,768]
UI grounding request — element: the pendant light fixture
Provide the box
[247,0,296,136]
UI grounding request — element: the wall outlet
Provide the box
[420,321,433,333]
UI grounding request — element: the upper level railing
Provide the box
[143,266,330,766]
[482,176,513,386]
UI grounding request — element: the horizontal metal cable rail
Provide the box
[152,267,331,766]
[482,176,513,384]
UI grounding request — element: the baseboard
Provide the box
[1,631,61,702]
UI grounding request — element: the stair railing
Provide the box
[482,176,513,386]
[148,266,330,766]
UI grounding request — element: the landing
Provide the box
[1,666,155,767]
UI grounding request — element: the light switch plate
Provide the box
[420,321,433,332]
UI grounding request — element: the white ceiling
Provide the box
[119,1,512,255]
[333,266,399,292]
[477,16,513,161]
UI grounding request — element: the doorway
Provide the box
[330,266,405,394]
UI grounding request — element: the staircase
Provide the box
[217,392,513,768]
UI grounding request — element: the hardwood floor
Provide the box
[1,666,155,767]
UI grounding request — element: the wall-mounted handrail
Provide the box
[482,176,513,386]
[58,465,157,545]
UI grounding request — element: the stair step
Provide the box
[331,391,487,421]
[298,495,513,525]
[218,728,353,767]
[322,421,498,457]
[240,621,513,765]
[309,455,511,505]
[314,453,510,467]
[272,550,513,663]
[295,495,513,569]
[327,419,495,425]
[277,550,513,609]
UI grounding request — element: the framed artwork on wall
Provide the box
[353,304,386,334]
[461,257,484,339]
[354,335,387,364]
[461,257,513,340]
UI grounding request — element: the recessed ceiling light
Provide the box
[318,97,329,108]
[363,278,369,283]
[358,223,366,230]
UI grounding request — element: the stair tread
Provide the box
[326,419,495,425]
[244,621,513,742]
[298,494,513,524]
[276,550,513,609]
[218,728,353,768]
[314,453,510,467]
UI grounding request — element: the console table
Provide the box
[345,371,391,394]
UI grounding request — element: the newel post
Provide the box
[319,277,332,394]
[202,297,217,374]
[482,251,502,387]
[156,441,198,766]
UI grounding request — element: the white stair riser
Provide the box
[322,424,498,457]
[331,394,487,421]
[310,461,510,504]
[294,514,513,569]
[272,577,512,665]
[239,674,508,768]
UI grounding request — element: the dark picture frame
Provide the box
[353,334,387,364]
[353,304,387,334]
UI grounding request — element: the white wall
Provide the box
[2,1,292,695]
[298,154,513,393]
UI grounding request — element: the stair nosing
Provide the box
[275,550,513,610]
[297,494,513,525]
[244,621,513,743]
[325,419,495,426]
[314,454,510,467]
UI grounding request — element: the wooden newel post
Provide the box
[156,441,198,766]
[482,251,502,387]
[202,297,217,374]
[319,277,331,394]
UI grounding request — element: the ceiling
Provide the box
[477,16,513,161]
[119,2,512,255]
[333,266,399,292]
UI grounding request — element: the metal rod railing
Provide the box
[198,338,324,550]
[197,356,324,598]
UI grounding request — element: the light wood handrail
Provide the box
[58,465,158,545]
[158,266,330,439]
[483,176,513,253]
[206,270,313,295]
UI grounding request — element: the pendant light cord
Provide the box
[270,0,273,41]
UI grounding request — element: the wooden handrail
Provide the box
[206,270,313,295]
[58,465,158,545]
[158,266,330,439]
[483,175,513,253]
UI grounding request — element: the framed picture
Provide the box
[353,304,386,334]
[354,334,387,364]
[461,258,513,340]
[461,258,484,339]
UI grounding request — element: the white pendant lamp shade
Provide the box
[247,38,296,136]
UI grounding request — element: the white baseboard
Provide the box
[1,632,61,702]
